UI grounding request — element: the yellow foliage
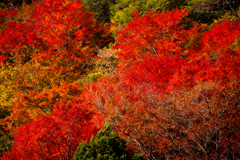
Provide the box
[209,6,240,28]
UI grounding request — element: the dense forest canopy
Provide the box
[0,0,239,159]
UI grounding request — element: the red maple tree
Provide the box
[2,100,100,160]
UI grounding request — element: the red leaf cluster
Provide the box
[2,101,99,160]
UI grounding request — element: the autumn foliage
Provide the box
[0,0,107,131]
[2,101,99,160]
[0,0,239,160]
[0,0,105,158]
[86,8,240,160]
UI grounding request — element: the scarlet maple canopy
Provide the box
[0,0,107,133]
[86,8,240,159]
[0,0,239,159]
[2,101,99,160]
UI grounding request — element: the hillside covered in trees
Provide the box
[0,0,239,159]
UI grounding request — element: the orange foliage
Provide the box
[0,0,108,134]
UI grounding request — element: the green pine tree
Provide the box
[72,124,144,160]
